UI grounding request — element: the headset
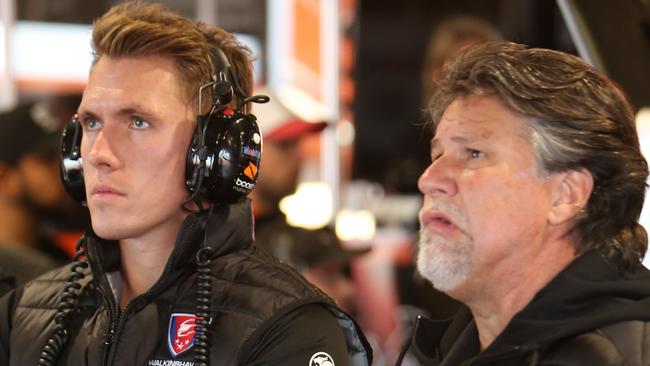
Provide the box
[60,45,268,206]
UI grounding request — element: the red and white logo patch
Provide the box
[167,313,197,357]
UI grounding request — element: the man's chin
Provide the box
[92,230,123,241]
[90,219,129,241]
[417,242,471,293]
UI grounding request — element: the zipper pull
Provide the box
[105,326,116,345]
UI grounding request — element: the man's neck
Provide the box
[456,236,578,350]
[117,219,184,308]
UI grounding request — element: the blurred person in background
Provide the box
[249,87,327,225]
[251,87,382,363]
[250,86,369,313]
[269,225,368,315]
[420,16,501,107]
[0,103,75,297]
[0,103,74,265]
[396,41,650,365]
[42,93,92,256]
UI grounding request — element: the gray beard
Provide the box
[416,228,474,292]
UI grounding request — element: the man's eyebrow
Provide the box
[116,105,157,119]
[77,110,98,121]
[430,135,475,149]
[77,104,158,121]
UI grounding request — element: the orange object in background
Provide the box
[51,231,83,258]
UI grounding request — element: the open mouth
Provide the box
[420,210,458,235]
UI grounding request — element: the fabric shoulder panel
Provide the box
[209,246,370,364]
[599,320,650,366]
[16,265,87,310]
[542,330,627,365]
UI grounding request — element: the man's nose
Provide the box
[417,155,458,197]
[84,129,121,171]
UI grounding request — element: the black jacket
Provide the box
[0,200,372,365]
[404,250,650,365]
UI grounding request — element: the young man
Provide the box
[398,41,650,365]
[0,3,371,366]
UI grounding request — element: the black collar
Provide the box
[410,249,650,364]
[84,199,255,284]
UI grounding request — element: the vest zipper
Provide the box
[104,302,135,365]
[101,272,175,364]
[100,288,120,366]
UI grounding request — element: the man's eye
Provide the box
[85,119,101,130]
[469,149,484,159]
[132,117,150,129]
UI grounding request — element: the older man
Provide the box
[399,41,650,365]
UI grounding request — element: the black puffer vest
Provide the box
[7,200,371,365]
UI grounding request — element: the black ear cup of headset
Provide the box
[185,109,262,204]
[60,115,86,204]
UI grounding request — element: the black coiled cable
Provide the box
[37,240,88,366]
[193,204,216,365]
[193,245,215,366]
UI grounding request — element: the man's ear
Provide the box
[548,168,594,225]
